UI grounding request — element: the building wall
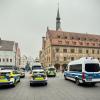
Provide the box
[51,46,100,64]
[40,45,100,68]
[20,55,27,68]
[40,29,100,69]
[0,51,16,66]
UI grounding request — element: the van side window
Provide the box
[69,64,82,72]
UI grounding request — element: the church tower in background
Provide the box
[56,3,61,31]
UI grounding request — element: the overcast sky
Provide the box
[0,0,100,58]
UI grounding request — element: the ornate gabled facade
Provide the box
[40,7,100,70]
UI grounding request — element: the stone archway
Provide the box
[54,63,60,71]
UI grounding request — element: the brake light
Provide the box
[82,72,85,80]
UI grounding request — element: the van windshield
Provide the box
[85,63,100,72]
[48,68,55,71]
[32,66,42,70]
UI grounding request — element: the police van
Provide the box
[64,57,100,86]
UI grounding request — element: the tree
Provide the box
[25,62,31,71]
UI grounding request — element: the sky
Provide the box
[0,0,100,58]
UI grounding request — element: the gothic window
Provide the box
[64,57,67,61]
[92,50,94,54]
[86,50,89,54]
[63,49,67,53]
[97,50,99,54]
[71,57,74,61]
[79,49,82,53]
[56,48,59,52]
[71,49,75,53]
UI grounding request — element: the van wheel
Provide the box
[75,78,80,86]
[64,76,67,80]
[91,83,96,86]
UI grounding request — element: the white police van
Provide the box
[64,57,100,86]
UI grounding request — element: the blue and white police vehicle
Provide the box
[64,57,100,86]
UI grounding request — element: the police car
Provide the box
[0,69,20,87]
[29,64,47,86]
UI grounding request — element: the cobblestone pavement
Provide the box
[0,72,100,100]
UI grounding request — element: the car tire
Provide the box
[64,76,67,80]
[75,78,80,86]
[54,75,56,77]
[30,83,33,86]
[12,79,16,87]
[18,78,20,82]
[45,82,47,86]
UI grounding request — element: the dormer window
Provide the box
[66,41,69,45]
[79,42,83,45]
[92,43,95,46]
[87,43,89,46]
[73,42,76,45]
[58,40,62,44]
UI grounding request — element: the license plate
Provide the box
[35,77,44,80]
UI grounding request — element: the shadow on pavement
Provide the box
[30,83,47,87]
[64,79,99,88]
[0,85,14,90]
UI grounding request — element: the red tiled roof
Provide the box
[0,40,14,51]
[47,30,100,41]
[51,39,100,47]
[46,30,100,47]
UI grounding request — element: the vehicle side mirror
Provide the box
[65,69,68,71]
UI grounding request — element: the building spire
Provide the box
[56,1,61,31]
[57,2,60,19]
